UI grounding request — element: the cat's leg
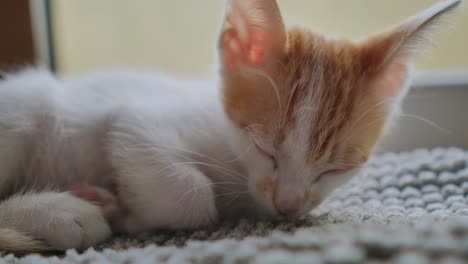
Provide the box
[0,191,111,250]
[117,164,218,234]
[108,112,218,234]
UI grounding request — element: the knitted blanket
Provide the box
[3,148,468,264]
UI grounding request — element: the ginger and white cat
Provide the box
[0,0,462,254]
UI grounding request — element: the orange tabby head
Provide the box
[219,0,462,217]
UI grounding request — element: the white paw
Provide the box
[0,192,112,250]
[176,184,218,229]
[46,194,112,250]
[122,189,218,234]
[119,168,218,234]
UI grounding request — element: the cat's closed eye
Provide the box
[254,143,278,169]
[316,169,351,182]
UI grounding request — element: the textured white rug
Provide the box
[2,148,468,264]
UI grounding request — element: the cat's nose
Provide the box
[274,197,301,216]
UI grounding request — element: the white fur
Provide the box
[0,191,110,249]
[0,68,270,250]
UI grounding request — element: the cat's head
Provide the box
[219,0,462,217]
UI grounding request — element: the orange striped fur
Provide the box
[219,0,462,213]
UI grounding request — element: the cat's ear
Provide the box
[219,0,286,71]
[361,0,462,98]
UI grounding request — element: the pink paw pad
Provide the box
[222,28,273,70]
[70,184,101,204]
[69,184,120,218]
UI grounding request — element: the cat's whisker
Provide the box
[241,68,284,132]
[350,146,367,160]
[225,192,244,207]
[223,144,254,163]
[195,161,248,180]
[147,143,246,169]
[242,68,282,115]
[335,158,365,167]
[214,191,250,198]
[153,161,247,181]
[177,182,247,203]
[143,147,249,181]
[399,113,452,134]
[244,123,276,145]
[333,159,365,170]
[148,144,218,162]
[128,143,245,179]
[177,182,230,202]
[340,116,388,145]
[338,99,391,145]
[244,122,272,136]
[285,82,299,114]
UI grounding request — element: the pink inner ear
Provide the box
[372,60,408,97]
[222,28,273,70]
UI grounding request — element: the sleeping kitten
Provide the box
[0,0,462,254]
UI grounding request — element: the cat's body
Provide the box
[0,69,236,202]
[0,0,462,254]
[0,69,263,250]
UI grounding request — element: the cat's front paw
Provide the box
[117,169,219,234]
[0,192,112,250]
[40,193,112,250]
[121,194,218,235]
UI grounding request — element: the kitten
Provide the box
[0,0,462,254]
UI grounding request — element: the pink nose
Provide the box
[274,198,301,216]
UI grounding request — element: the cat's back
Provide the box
[0,68,221,191]
[0,68,219,120]
[65,68,219,109]
[0,69,58,123]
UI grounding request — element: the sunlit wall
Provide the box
[51,0,468,76]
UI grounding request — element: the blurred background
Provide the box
[0,0,467,150]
